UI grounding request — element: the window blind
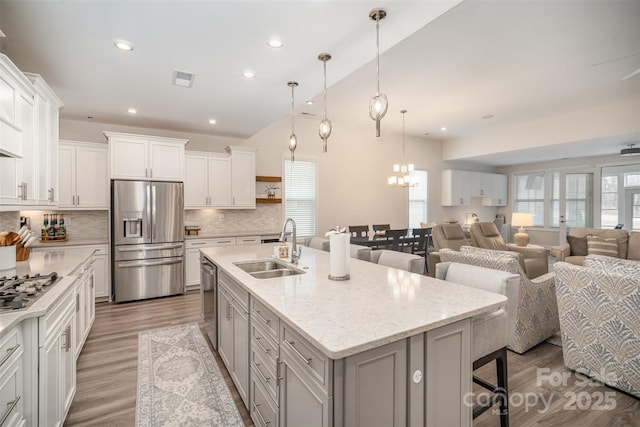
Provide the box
[284,159,316,238]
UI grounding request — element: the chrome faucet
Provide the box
[279,218,301,264]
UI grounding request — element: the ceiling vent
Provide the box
[621,144,640,156]
[173,70,195,88]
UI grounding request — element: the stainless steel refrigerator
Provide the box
[111,180,184,302]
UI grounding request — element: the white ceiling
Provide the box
[1,0,639,165]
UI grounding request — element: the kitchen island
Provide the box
[201,243,507,427]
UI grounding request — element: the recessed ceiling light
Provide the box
[306,100,314,105]
[113,39,134,51]
[128,108,137,114]
[242,71,255,78]
[267,38,283,48]
[481,114,494,120]
[441,126,447,131]
[208,119,217,125]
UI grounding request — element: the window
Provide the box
[601,175,618,228]
[283,158,316,238]
[513,173,544,226]
[408,170,428,228]
[552,172,593,227]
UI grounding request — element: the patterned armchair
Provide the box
[554,255,640,398]
[439,247,559,353]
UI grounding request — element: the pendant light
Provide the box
[388,110,416,187]
[369,8,388,137]
[287,81,298,162]
[318,53,332,152]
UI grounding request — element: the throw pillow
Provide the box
[586,235,619,258]
[567,235,588,256]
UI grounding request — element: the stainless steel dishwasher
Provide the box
[200,256,217,349]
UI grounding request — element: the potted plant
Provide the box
[264,183,279,199]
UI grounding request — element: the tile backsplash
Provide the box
[2,204,281,240]
[0,211,20,231]
[20,210,109,240]
[185,204,282,235]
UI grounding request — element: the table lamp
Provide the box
[511,212,533,246]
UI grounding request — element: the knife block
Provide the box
[15,243,30,262]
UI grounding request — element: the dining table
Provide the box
[350,235,418,250]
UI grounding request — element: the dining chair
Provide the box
[384,229,407,252]
[410,228,430,257]
[348,225,369,239]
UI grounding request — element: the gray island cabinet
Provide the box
[201,244,506,427]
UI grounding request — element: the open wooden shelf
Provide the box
[256,198,282,204]
[256,175,281,182]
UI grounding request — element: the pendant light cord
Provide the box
[375,17,380,95]
[290,85,295,134]
[323,60,328,120]
[402,111,406,163]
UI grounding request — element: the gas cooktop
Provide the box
[0,272,61,311]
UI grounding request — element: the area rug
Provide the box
[136,322,243,427]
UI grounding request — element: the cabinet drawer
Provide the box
[39,284,75,346]
[251,325,277,368]
[251,347,276,401]
[236,236,260,246]
[281,325,331,392]
[219,271,248,311]
[251,298,278,342]
[0,357,24,427]
[0,327,22,371]
[185,239,226,249]
[209,237,237,246]
[250,372,278,427]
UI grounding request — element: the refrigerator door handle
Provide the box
[151,184,157,241]
[146,183,152,241]
[117,243,183,252]
[117,258,182,268]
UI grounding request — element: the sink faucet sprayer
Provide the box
[280,218,301,264]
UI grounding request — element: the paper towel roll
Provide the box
[329,233,350,279]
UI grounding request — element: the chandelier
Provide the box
[388,110,416,187]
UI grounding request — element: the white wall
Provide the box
[248,114,446,235]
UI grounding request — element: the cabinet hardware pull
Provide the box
[252,402,270,426]
[150,168,153,178]
[254,336,271,354]
[145,168,148,177]
[254,363,271,383]
[76,293,80,312]
[284,339,311,365]
[77,195,80,205]
[226,301,232,320]
[22,182,27,200]
[62,325,71,352]
[48,187,54,202]
[72,195,75,205]
[0,344,20,368]
[0,395,21,427]
[191,242,206,246]
[218,240,231,244]
[253,310,271,326]
[17,184,22,201]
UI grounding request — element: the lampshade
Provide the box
[511,212,533,227]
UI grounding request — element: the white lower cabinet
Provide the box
[185,238,237,289]
[39,287,76,427]
[92,245,109,301]
[74,258,95,359]
[217,271,249,407]
[0,326,26,427]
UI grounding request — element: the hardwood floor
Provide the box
[64,291,253,426]
[66,290,639,426]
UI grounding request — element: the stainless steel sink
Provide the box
[234,260,285,273]
[234,259,305,279]
[250,269,300,279]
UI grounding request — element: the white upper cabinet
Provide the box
[227,146,257,208]
[0,57,62,210]
[59,141,109,209]
[442,170,470,206]
[184,147,256,209]
[442,169,507,207]
[105,132,187,181]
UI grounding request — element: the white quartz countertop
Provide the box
[30,238,108,248]
[0,247,95,338]
[201,244,507,359]
[186,230,281,240]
